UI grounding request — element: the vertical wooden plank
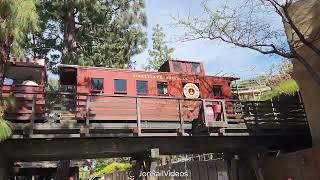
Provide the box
[174,162,187,180]
[136,98,141,136]
[187,161,200,180]
[179,99,185,134]
[198,161,209,180]
[216,160,229,180]
[112,171,116,180]
[207,161,218,180]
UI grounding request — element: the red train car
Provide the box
[59,60,238,134]
[1,58,46,122]
[60,60,237,98]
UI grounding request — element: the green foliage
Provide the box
[46,79,59,92]
[0,97,15,141]
[93,157,130,173]
[29,0,147,72]
[45,79,60,110]
[144,24,174,71]
[79,168,90,180]
[0,119,12,141]
[0,0,39,58]
[0,97,16,108]
[93,162,132,177]
[260,80,299,100]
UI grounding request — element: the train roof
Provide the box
[59,64,239,81]
[9,57,46,67]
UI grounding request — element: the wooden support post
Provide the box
[55,160,71,180]
[148,148,160,180]
[85,96,90,136]
[150,149,159,169]
[136,98,141,136]
[221,100,228,123]
[252,102,258,124]
[131,148,160,180]
[249,154,264,180]
[178,99,185,135]
[131,158,144,180]
[30,94,36,135]
[230,155,239,180]
[0,155,9,180]
[202,99,208,127]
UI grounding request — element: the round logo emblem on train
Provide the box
[183,83,200,98]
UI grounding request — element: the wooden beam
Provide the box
[0,135,311,161]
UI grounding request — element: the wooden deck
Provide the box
[1,90,310,138]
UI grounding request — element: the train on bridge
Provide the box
[1,58,309,137]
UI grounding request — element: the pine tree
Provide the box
[0,0,39,93]
[144,24,174,71]
[28,0,148,73]
[0,0,39,141]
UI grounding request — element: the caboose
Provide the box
[1,58,46,121]
[59,60,238,135]
[60,60,236,98]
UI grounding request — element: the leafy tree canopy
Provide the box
[260,79,299,100]
[28,0,148,73]
[0,0,39,59]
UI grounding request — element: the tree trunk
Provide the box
[0,43,9,98]
[0,61,4,97]
[284,0,320,146]
[291,49,320,146]
[63,0,77,65]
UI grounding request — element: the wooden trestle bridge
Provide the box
[0,90,312,161]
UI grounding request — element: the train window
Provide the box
[173,62,182,72]
[91,78,104,92]
[157,82,168,95]
[136,80,148,94]
[213,85,222,96]
[191,63,200,74]
[114,79,127,94]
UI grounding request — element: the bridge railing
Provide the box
[2,91,310,137]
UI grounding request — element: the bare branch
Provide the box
[173,0,320,85]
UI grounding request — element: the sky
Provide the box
[132,0,285,80]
